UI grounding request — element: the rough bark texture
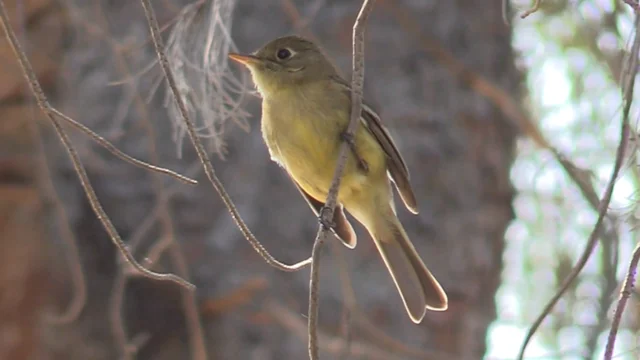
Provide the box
[0,1,61,359]
[1,0,519,359]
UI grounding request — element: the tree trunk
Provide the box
[0,1,62,359]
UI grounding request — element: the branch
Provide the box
[383,5,626,356]
[88,6,209,356]
[139,0,311,272]
[605,242,640,359]
[329,242,455,359]
[200,277,269,316]
[330,242,355,360]
[604,13,640,360]
[0,0,194,290]
[269,301,409,360]
[30,120,87,325]
[517,13,639,360]
[308,1,375,359]
[50,108,197,185]
[584,223,618,356]
[520,0,542,19]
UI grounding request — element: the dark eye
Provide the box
[276,48,291,60]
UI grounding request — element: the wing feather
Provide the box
[332,76,419,214]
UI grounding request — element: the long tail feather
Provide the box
[369,214,448,323]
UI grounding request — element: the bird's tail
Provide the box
[368,211,448,323]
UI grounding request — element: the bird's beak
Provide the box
[228,53,260,66]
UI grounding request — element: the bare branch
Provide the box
[502,0,510,25]
[17,0,198,188]
[200,277,269,316]
[139,0,311,273]
[30,120,87,325]
[604,13,640,360]
[89,6,209,356]
[109,265,131,360]
[308,1,376,359]
[517,13,639,360]
[330,242,355,360]
[50,108,197,185]
[605,242,640,359]
[269,301,409,360]
[386,7,627,356]
[0,0,194,290]
[584,225,619,356]
[520,0,542,19]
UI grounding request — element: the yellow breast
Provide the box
[260,81,386,202]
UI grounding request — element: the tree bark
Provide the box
[0,1,62,359]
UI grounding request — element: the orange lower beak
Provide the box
[228,53,259,66]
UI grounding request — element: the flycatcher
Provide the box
[229,35,448,323]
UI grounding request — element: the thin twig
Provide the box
[605,242,640,359]
[308,229,329,360]
[603,13,640,360]
[584,224,618,356]
[502,0,510,25]
[330,241,450,359]
[139,0,311,272]
[17,2,87,320]
[269,301,408,360]
[109,265,132,360]
[93,8,209,355]
[386,5,626,353]
[201,277,269,316]
[330,242,355,360]
[30,120,87,325]
[333,243,456,359]
[0,0,194,290]
[520,0,542,19]
[516,13,639,360]
[308,1,375,359]
[13,3,197,187]
[380,0,550,149]
[50,108,197,185]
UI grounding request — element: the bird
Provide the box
[228,35,448,323]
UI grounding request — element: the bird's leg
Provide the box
[318,206,336,231]
[340,131,369,173]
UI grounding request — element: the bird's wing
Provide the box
[331,76,419,214]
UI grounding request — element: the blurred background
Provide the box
[0,0,638,359]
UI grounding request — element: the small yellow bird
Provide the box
[229,35,447,323]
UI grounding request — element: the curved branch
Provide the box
[0,0,194,290]
[517,13,639,360]
[139,0,311,273]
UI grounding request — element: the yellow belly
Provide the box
[262,103,386,204]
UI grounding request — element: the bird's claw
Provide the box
[340,131,369,173]
[318,206,335,231]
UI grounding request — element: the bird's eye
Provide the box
[276,48,292,60]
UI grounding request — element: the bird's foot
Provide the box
[340,131,369,173]
[318,206,335,231]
